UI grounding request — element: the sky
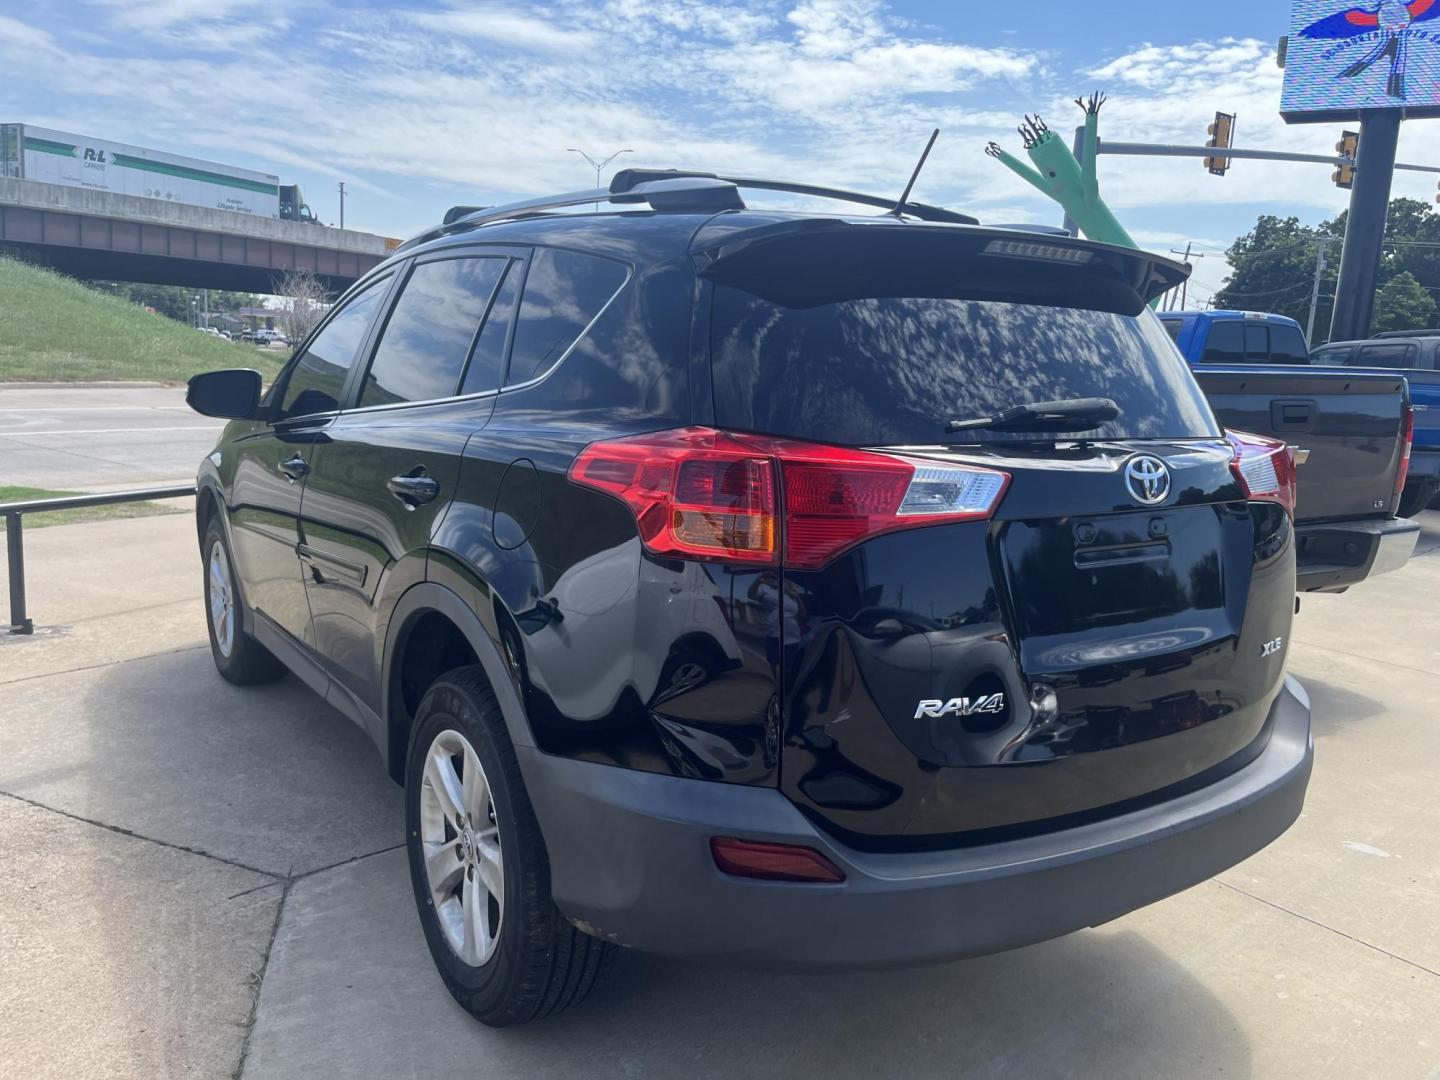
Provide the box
[6,0,1440,307]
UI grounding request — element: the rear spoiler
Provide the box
[692,220,1190,316]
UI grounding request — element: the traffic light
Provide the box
[1204,111,1235,175]
[1333,130,1358,189]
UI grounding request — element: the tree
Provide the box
[1212,197,1440,343]
[1371,271,1437,334]
[274,269,330,344]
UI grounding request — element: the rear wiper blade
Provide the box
[944,397,1120,434]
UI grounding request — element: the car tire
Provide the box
[405,666,613,1027]
[201,517,286,686]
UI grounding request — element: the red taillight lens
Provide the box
[1394,404,1414,510]
[569,427,777,563]
[1227,429,1297,517]
[710,837,845,883]
[569,427,1010,569]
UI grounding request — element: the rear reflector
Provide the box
[1227,429,1297,516]
[710,837,845,883]
[569,427,1009,570]
[1395,404,1414,509]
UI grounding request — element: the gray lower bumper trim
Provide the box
[1297,516,1419,592]
[519,677,1313,971]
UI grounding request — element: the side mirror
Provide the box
[187,369,262,419]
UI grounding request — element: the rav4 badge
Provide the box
[914,694,1006,719]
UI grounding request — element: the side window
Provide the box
[1269,326,1309,363]
[1243,323,1269,361]
[359,257,506,408]
[1160,319,1183,342]
[460,260,521,396]
[1311,346,1350,366]
[1201,321,1244,363]
[277,278,387,420]
[1356,342,1418,369]
[505,248,628,386]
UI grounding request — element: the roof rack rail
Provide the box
[610,169,977,225]
[395,169,977,254]
[396,177,745,253]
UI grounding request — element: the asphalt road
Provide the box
[0,383,225,492]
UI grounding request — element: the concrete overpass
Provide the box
[0,178,395,294]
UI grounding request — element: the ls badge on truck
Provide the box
[1260,636,1284,658]
[914,694,1007,719]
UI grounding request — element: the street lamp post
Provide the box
[566,148,633,210]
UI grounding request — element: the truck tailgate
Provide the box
[1191,367,1409,523]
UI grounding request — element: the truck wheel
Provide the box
[405,666,612,1027]
[202,518,285,685]
[1398,483,1433,518]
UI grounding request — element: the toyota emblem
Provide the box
[1124,455,1171,505]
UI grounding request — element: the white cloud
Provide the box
[408,8,603,52]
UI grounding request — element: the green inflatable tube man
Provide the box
[985,92,1135,250]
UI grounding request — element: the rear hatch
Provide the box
[703,222,1296,847]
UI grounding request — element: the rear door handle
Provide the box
[388,470,440,508]
[278,455,309,482]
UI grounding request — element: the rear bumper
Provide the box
[520,677,1313,971]
[1295,516,1420,592]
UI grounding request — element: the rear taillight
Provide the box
[569,426,1010,569]
[1227,429,1297,517]
[1394,404,1414,510]
[710,837,845,883]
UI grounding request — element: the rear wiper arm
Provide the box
[945,397,1120,434]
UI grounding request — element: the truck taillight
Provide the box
[1394,404,1414,510]
[1227,429,1297,516]
[569,427,1010,569]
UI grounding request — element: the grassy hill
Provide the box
[0,256,285,383]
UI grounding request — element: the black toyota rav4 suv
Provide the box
[187,172,1313,1027]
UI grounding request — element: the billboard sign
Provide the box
[1281,0,1440,122]
[9,124,280,216]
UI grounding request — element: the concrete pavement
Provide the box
[0,383,224,490]
[2,510,1439,1078]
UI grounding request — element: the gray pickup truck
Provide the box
[1192,366,1420,592]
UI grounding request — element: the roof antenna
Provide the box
[889,128,940,217]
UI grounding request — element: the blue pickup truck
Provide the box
[1161,309,1421,591]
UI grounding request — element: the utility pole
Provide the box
[1176,241,1193,310]
[338,181,346,230]
[1306,238,1329,344]
[566,148,634,210]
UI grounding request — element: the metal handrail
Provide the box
[4,484,195,635]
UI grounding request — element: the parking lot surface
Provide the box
[2,511,1438,1078]
[0,383,223,490]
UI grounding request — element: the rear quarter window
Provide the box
[505,248,628,386]
[1355,342,1418,368]
[710,291,1220,446]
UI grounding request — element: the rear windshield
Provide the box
[710,288,1221,446]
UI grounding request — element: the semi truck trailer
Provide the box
[0,123,313,221]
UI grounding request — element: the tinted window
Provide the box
[1356,342,1418,368]
[278,279,386,419]
[1311,346,1351,366]
[506,248,627,386]
[460,260,521,396]
[1160,319,1183,342]
[1270,326,1310,363]
[1244,323,1269,361]
[710,291,1219,446]
[1201,321,1244,362]
[359,257,505,408]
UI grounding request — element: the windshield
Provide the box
[710,288,1222,446]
